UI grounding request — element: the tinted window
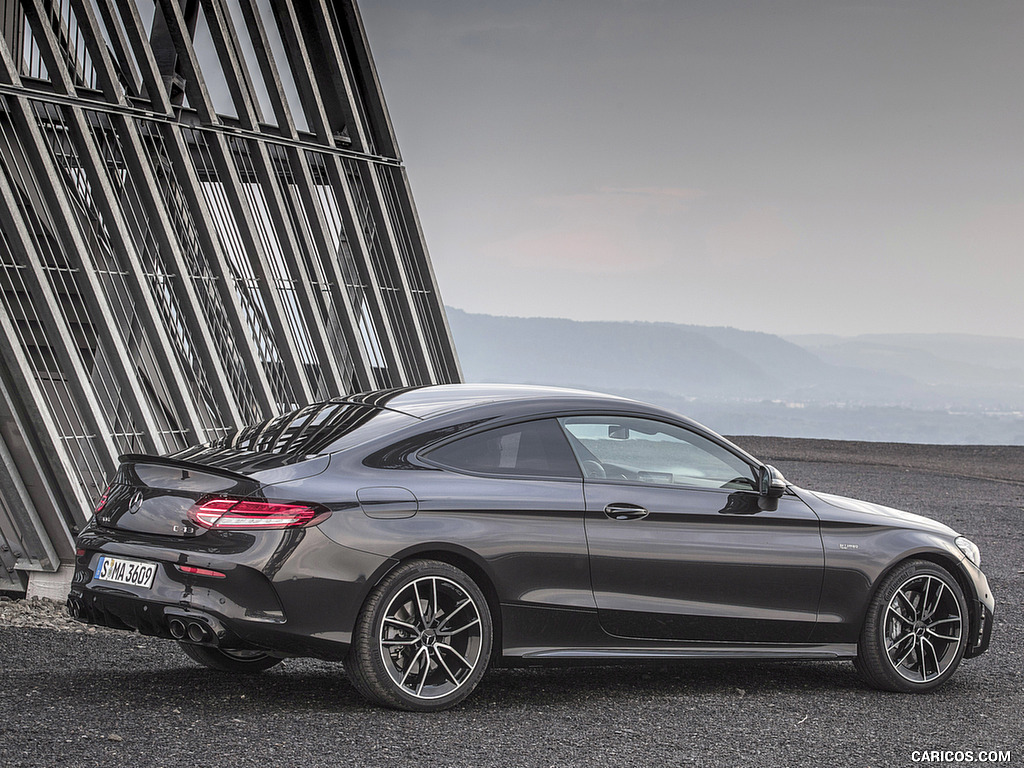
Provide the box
[560,416,755,490]
[427,420,581,478]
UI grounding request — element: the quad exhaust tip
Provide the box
[168,618,186,639]
[168,617,211,643]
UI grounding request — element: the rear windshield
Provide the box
[173,402,414,470]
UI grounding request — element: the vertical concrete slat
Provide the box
[198,0,349,397]
[0,122,120,477]
[269,0,410,385]
[6,5,211,440]
[110,0,283,415]
[235,0,375,390]
[75,0,246,426]
[153,0,317,405]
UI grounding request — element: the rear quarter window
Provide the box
[425,419,581,479]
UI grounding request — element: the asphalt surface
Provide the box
[2,437,1021,768]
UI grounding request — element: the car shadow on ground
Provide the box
[22,654,881,714]
[471,659,869,705]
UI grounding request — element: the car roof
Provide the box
[336,383,762,468]
[342,383,639,419]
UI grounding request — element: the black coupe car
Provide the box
[68,384,993,710]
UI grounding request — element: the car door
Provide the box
[560,415,824,644]
[417,418,591,616]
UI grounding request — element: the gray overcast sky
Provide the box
[358,0,1023,337]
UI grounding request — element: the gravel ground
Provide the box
[0,596,113,632]
[1,437,1021,768]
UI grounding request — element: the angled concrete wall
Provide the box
[0,0,460,592]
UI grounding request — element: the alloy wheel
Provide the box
[884,573,964,683]
[378,575,484,700]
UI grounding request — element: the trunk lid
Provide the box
[95,453,328,538]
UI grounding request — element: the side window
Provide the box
[559,416,756,490]
[425,419,582,479]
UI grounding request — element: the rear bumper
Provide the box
[66,585,345,659]
[68,524,395,661]
[68,589,229,643]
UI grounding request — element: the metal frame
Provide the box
[0,0,460,590]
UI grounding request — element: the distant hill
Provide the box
[445,308,1024,444]
[788,333,1024,398]
[788,333,1024,371]
[445,308,910,401]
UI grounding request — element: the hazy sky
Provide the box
[359,0,1023,337]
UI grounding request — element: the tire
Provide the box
[345,559,493,711]
[856,559,969,692]
[178,642,283,673]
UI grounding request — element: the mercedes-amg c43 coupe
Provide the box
[68,384,993,710]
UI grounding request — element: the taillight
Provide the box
[187,497,325,530]
[94,486,112,513]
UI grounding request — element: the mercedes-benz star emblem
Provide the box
[127,490,144,515]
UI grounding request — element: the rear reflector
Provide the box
[176,564,226,579]
[187,498,323,530]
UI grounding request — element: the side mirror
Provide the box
[757,464,787,511]
[608,425,629,440]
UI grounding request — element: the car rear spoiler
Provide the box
[118,454,257,483]
[116,454,266,498]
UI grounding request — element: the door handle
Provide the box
[604,503,649,521]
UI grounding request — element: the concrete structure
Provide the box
[0,0,460,594]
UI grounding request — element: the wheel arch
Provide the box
[367,544,504,665]
[859,550,974,638]
[911,551,977,628]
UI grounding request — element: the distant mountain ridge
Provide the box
[788,333,1024,389]
[446,308,920,402]
[788,333,1024,372]
[445,308,1024,445]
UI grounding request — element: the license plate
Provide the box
[94,556,158,589]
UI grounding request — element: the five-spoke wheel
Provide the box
[856,559,968,692]
[346,559,492,711]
